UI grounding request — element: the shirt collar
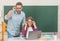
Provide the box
[14,10,22,15]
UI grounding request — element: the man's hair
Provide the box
[16,2,23,6]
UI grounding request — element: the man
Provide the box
[5,2,26,38]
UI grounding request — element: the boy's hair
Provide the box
[27,16,34,21]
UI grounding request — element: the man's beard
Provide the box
[17,11,21,14]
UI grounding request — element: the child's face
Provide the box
[27,19,33,27]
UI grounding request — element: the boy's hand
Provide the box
[32,21,37,29]
[24,23,27,30]
[32,21,36,26]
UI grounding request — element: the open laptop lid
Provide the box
[26,31,41,40]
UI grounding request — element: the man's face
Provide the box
[15,5,22,14]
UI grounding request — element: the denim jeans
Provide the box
[8,32,20,38]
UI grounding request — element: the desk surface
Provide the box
[4,32,58,41]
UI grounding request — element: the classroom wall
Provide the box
[0,0,60,38]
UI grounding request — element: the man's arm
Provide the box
[22,13,26,27]
[5,7,15,20]
[5,10,14,20]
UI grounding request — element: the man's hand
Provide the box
[5,7,16,19]
[12,7,16,11]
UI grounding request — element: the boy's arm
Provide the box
[33,21,38,30]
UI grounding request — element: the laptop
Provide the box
[26,31,41,40]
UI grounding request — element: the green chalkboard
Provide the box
[4,6,58,32]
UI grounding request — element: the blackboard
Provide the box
[4,6,58,32]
